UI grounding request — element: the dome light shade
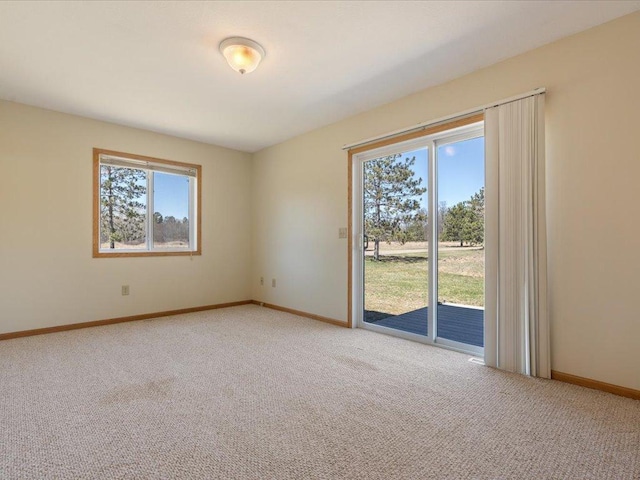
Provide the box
[219,37,265,75]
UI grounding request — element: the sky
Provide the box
[153,172,189,219]
[402,136,484,208]
[139,136,484,221]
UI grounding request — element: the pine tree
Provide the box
[100,166,147,248]
[465,187,484,246]
[441,202,470,246]
[440,187,484,246]
[363,154,426,260]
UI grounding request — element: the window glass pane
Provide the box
[153,172,190,249]
[436,136,485,348]
[99,165,147,250]
[363,147,429,335]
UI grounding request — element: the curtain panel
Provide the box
[484,94,550,378]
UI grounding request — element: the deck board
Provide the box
[365,305,484,347]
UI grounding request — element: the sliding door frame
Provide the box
[348,113,485,356]
[431,128,485,356]
[352,138,433,342]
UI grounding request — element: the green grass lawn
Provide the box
[364,248,484,316]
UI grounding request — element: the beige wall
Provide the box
[1,12,638,391]
[251,12,640,390]
[0,101,252,334]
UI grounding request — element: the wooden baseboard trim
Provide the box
[0,300,253,341]
[551,370,639,401]
[4,306,637,400]
[251,300,348,328]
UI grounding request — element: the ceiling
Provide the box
[1,1,639,153]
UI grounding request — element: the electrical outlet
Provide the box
[121,285,130,296]
[338,227,348,239]
[271,278,276,288]
[260,276,264,286]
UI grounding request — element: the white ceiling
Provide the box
[1,1,639,153]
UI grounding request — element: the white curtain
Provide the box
[484,94,550,378]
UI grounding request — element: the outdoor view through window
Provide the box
[95,150,199,256]
[363,132,485,350]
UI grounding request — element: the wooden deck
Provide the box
[364,305,484,347]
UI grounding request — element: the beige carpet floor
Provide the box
[0,304,638,479]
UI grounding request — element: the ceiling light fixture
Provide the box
[219,37,265,75]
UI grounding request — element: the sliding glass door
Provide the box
[434,134,485,353]
[354,122,485,355]
[362,146,429,336]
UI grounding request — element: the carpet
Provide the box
[0,305,638,479]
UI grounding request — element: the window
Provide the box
[93,148,201,257]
